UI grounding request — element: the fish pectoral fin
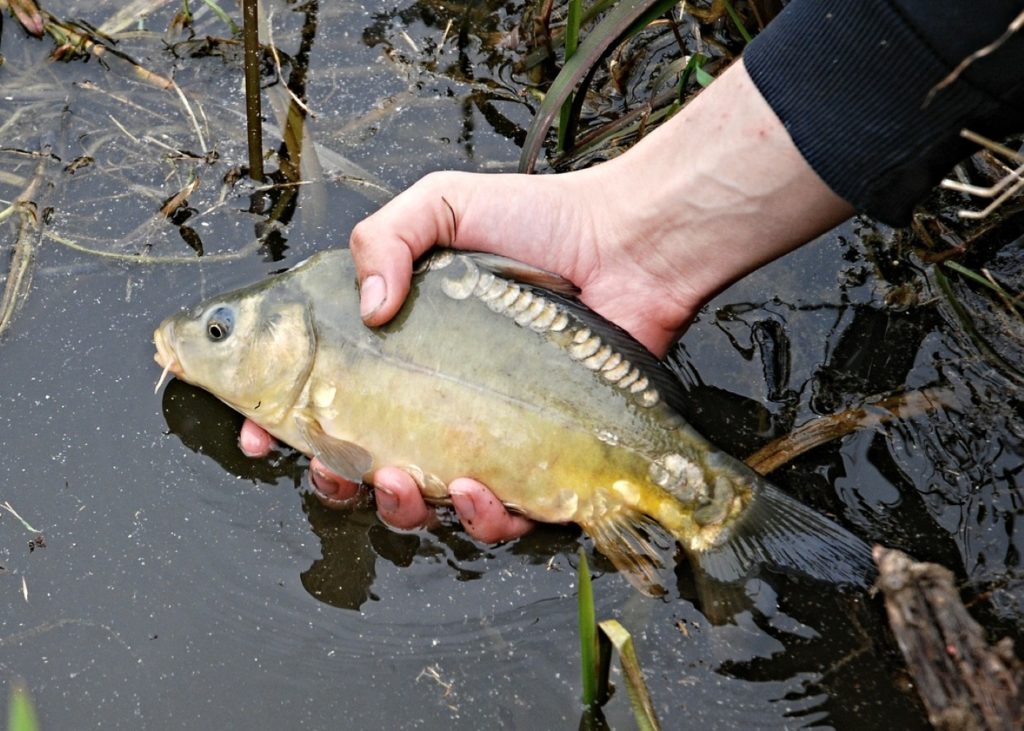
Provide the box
[462,252,581,298]
[295,413,373,482]
[582,507,671,597]
[692,482,875,588]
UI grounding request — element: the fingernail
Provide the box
[310,466,362,506]
[311,466,341,497]
[449,485,476,522]
[375,484,399,513]
[360,274,386,320]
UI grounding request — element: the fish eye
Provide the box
[206,306,234,342]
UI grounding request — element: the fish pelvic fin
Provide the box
[692,482,875,588]
[580,495,672,597]
[295,413,374,482]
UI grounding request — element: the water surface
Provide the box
[1,2,1021,728]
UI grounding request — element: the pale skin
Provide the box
[240,59,854,541]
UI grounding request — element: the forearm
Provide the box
[744,0,1024,225]
[574,58,853,317]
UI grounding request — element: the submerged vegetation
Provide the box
[6,682,39,731]
[578,549,661,730]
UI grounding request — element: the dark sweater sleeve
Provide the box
[743,0,1024,226]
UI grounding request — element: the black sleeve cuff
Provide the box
[743,0,1024,226]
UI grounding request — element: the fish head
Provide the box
[153,288,316,427]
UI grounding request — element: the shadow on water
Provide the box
[1,0,1023,729]
[162,378,580,614]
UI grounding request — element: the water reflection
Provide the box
[161,379,563,612]
[162,380,381,609]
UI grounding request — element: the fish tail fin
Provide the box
[581,501,671,597]
[692,482,875,587]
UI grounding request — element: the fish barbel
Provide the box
[153,249,872,594]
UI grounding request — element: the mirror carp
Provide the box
[153,249,873,594]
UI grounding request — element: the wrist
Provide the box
[588,58,853,321]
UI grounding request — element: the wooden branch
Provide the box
[874,547,1023,731]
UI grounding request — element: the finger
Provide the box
[371,466,435,530]
[349,173,461,327]
[239,418,275,458]
[309,457,366,509]
[449,478,533,543]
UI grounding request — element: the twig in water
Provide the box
[158,174,201,218]
[264,7,314,118]
[45,229,261,264]
[242,0,264,181]
[439,18,453,49]
[170,80,208,154]
[1,501,40,533]
[940,129,1024,220]
[745,387,957,475]
[400,29,419,54]
[0,149,51,339]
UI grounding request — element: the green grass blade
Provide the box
[201,0,239,34]
[7,682,40,731]
[943,260,1022,313]
[598,620,661,731]
[522,0,619,71]
[694,64,715,87]
[675,53,712,100]
[519,0,678,172]
[720,0,752,43]
[934,264,1024,383]
[557,0,583,151]
[578,548,599,707]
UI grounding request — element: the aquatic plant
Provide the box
[521,0,764,172]
[241,0,264,181]
[6,682,39,731]
[577,549,661,730]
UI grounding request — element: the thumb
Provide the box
[349,226,416,328]
[348,174,461,326]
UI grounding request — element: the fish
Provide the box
[153,248,873,594]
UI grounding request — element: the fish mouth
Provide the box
[152,322,183,394]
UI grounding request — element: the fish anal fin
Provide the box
[582,503,671,597]
[295,413,373,482]
[693,481,875,588]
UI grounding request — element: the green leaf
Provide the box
[598,620,661,731]
[7,682,40,731]
[721,0,753,43]
[519,0,679,172]
[557,0,584,151]
[675,53,710,98]
[578,548,599,707]
[201,0,239,34]
[694,65,715,87]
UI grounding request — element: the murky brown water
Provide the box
[1,2,1021,729]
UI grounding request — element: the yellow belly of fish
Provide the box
[296,356,658,526]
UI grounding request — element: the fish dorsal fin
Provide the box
[426,249,581,298]
[295,413,373,482]
[694,481,875,587]
[461,252,581,297]
[580,492,673,597]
